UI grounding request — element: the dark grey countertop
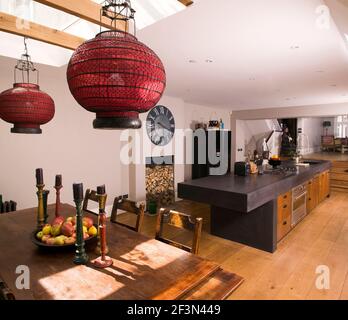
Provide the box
[178,160,331,212]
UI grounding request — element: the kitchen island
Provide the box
[178,160,331,253]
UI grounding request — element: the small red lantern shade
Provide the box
[0,83,55,134]
[0,38,55,134]
[66,1,166,129]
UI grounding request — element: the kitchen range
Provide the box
[178,160,331,253]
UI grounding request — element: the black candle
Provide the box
[36,168,43,185]
[97,185,106,195]
[73,183,83,201]
[55,174,62,187]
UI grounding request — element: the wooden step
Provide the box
[331,161,348,168]
[330,179,348,188]
[331,187,348,193]
[181,268,244,300]
[330,173,348,181]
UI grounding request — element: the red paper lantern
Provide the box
[0,39,55,134]
[66,1,166,129]
[0,83,55,134]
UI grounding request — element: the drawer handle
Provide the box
[283,205,287,209]
[283,221,287,226]
[345,169,348,173]
[283,195,287,199]
[309,197,312,201]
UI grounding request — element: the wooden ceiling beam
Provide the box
[0,12,85,50]
[178,0,194,6]
[33,0,127,30]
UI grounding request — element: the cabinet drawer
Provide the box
[278,191,292,207]
[277,191,292,242]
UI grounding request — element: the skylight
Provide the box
[0,0,186,67]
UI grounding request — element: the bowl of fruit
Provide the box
[31,215,98,249]
[268,155,281,169]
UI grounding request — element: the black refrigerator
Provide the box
[192,130,231,179]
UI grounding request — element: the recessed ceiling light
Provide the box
[188,59,197,63]
[249,77,256,81]
[290,45,300,50]
[205,59,213,63]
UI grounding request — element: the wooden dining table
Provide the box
[0,203,243,300]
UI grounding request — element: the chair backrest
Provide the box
[335,138,342,146]
[0,277,15,300]
[82,189,99,216]
[322,135,334,145]
[155,208,203,255]
[110,195,145,232]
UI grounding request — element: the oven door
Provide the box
[292,191,307,227]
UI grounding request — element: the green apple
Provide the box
[36,231,43,240]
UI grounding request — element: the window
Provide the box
[335,115,348,138]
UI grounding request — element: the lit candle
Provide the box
[35,168,43,185]
[55,174,62,187]
[73,183,83,201]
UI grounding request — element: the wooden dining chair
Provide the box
[0,277,15,300]
[155,208,203,255]
[110,195,145,232]
[82,189,99,216]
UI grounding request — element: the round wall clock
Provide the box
[146,105,175,146]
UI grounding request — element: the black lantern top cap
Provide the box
[323,121,332,127]
[14,37,39,85]
[102,0,135,22]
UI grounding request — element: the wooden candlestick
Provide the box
[43,190,50,224]
[36,183,45,229]
[92,185,112,268]
[54,181,62,218]
[73,183,89,265]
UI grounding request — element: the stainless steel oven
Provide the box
[292,183,307,227]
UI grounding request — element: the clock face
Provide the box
[146,105,175,146]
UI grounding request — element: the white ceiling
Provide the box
[1,0,348,111]
[0,0,185,67]
[138,0,348,110]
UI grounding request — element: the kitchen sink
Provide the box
[302,160,321,165]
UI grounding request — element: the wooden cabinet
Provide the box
[319,170,330,203]
[278,170,330,242]
[307,175,319,214]
[277,191,292,242]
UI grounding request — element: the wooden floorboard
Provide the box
[117,191,348,300]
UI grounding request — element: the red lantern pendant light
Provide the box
[66,0,166,129]
[0,38,55,134]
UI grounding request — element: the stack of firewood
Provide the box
[146,165,175,206]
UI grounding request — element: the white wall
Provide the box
[0,55,231,209]
[0,56,129,210]
[127,99,231,201]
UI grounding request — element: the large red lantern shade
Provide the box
[66,1,166,129]
[0,39,55,134]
